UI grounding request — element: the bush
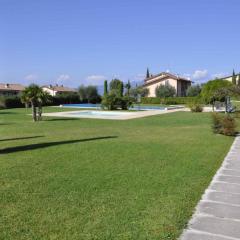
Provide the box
[155,84,176,98]
[212,113,237,136]
[141,97,202,105]
[0,96,24,109]
[188,102,203,112]
[186,85,202,97]
[101,94,133,110]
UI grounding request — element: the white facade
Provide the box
[143,72,191,97]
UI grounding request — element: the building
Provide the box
[0,83,25,96]
[143,72,192,97]
[42,84,77,96]
[221,74,240,85]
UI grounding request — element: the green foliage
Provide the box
[104,80,108,96]
[188,102,203,112]
[232,70,237,85]
[129,86,149,99]
[146,68,150,78]
[212,113,237,136]
[21,84,49,121]
[101,93,133,110]
[109,79,124,97]
[155,84,176,98]
[141,96,201,105]
[0,96,24,109]
[201,79,233,104]
[125,80,131,96]
[78,85,101,103]
[186,85,202,97]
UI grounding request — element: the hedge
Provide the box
[141,97,203,105]
[0,94,102,109]
[0,96,24,109]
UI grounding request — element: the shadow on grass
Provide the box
[0,111,18,114]
[0,136,118,154]
[45,118,79,121]
[0,136,44,142]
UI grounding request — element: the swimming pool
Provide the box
[61,103,183,111]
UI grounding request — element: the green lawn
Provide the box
[0,108,236,240]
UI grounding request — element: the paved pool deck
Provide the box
[43,108,185,120]
[181,135,240,240]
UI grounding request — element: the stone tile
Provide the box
[220,169,240,177]
[206,191,240,206]
[210,182,240,194]
[181,231,234,240]
[225,162,240,170]
[198,201,240,219]
[217,175,240,184]
[190,216,240,239]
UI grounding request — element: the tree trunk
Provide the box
[31,102,37,122]
[37,105,42,121]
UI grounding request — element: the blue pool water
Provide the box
[62,103,182,111]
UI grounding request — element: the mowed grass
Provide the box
[0,108,235,240]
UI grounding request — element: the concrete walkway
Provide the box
[181,135,240,240]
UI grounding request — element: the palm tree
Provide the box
[36,90,51,121]
[21,84,50,122]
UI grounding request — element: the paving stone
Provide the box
[225,162,240,170]
[210,182,240,194]
[198,201,240,219]
[220,169,240,177]
[181,231,234,240]
[217,175,240,184]
[206,191,240,206]
[190,216,240,239]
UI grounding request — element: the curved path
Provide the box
[181,136,240,240]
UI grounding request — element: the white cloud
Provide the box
[24,74,38,82]
[57,74,71,82]
[86,75,106,85]
[133,74,145,81]
[192,70,208,80]
[211,73,226,79]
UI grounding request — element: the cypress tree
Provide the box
[238,73,240,86]
[125,80,131,96]
[232,69,237,85]
[146,68,150,79]
[119,81,124,97]
[104,80,108,95]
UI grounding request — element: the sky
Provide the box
[0,0,240,87]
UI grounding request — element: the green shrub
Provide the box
[0,96,24,109]
[141,97,202,105]
[188,102,203,112]
[101,94,133,110]
[155,85,176,98]
[212,113,237,136]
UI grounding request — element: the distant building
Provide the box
[220,74,240,85]
[42,84,77,96]
[143,72,192,97]
[0,83,25,96]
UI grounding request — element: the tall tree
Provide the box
[232,69,237,85]
[146,68,150,79]
[238,73,240,86]
[104,80,108,96]
[125,80,131,96]
[119,81,124,97]
[109,79,123,97]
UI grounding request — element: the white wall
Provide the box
[145,77,177,97]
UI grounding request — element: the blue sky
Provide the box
[0,0,239,87]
